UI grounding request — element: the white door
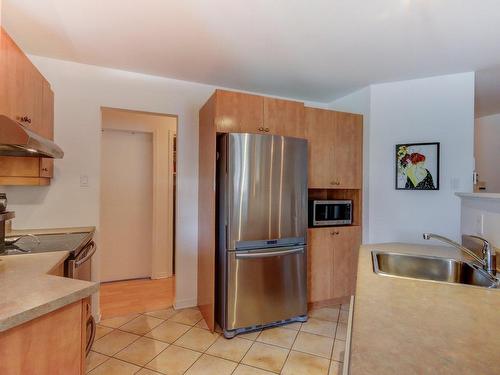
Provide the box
[100,129,153,282]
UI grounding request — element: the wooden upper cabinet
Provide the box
[0,28,44,133]
[214,90,263,133]
[334,112,363,189]
[214,90,305,138]
[305,107,335,188]
[0,27,55,185]
[306,107,363,189]
[263,98,305,138]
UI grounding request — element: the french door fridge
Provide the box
[216,133,308,338]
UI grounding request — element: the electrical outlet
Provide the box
[80,175,89,188]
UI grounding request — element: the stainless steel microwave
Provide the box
[309,200,353,227]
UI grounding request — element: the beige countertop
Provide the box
[350,242,500,375]
[0,227,98,333]
[6,225,96,236]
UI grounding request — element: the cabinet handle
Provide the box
[18,116,32,124]
[42,168,48,172]
[331,231,340,236]
[265,128,270,132]
[258,127,264,131]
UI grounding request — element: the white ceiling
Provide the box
[3,0,500,116]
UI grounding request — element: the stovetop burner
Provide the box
[1,232,92,256]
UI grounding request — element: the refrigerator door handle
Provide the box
[235,247,304,259]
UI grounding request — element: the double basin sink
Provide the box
[372,251,499,288]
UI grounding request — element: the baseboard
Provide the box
[174,297,197,310]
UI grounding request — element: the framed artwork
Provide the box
[395,142,440,190]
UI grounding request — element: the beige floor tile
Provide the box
[282,321,302,331]
[292,331,334,359]
[114,336,169,366]
[119,315,165,335]
[301,318,336,338]
[136,369,164,375]
[95,325,113,340]
[241,342,289,373]
[331,339,346,362]
[145,307,177,320]
[174,327,219,352]
[185,354,237,375]
[329,360,343,375]
[338,310,349,324]
[195,318,209,330]
[169,308,203,325]
[92,329,140,356]
[145,345,202,375]
[281,350,330,375]
[145,320,191,343]
[256,327,298,349]
[233,364,276,375]
[206,336,252,362]
[238,329,261,341]
[99,313,140,328]
[308,307,340,322]
[335,322,347,340]
[85,351,109,373]
[87,357,140,375]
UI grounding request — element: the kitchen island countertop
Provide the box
[350,242,500,375]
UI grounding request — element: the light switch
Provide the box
[476,214,484,235]
[80,175,89,187]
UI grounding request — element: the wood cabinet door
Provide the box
[40,81,54,178]
[305,107,336,188]
[215,90,263,134]
[263,97,305,138]
[333,112,363,188]
[308,227,335,303]
[332,226,361,298]
[0,28,43,134]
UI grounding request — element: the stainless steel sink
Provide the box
[372,251,499,288]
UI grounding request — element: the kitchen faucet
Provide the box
[423,233,497,276]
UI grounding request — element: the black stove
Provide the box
[1,232,93,256]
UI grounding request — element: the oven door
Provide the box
[225,246,307,330]
[66,240,97,357]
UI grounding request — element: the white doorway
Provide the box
[100,108,177,291]
[100,129,153,282]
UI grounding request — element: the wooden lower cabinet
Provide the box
[0,300,87,375]
[308,226,361,304]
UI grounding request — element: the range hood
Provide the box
[0,115,64,158]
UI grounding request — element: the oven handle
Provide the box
[75,241,97,268]
[235,247,304,259]
[85,315,96,356]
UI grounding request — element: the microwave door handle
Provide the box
[75,241,97,268]
[235,247,303,259]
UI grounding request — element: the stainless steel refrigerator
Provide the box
[216,133,308,338]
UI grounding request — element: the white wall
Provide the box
[475,114,500,192]
[329,87,371,242]
[460,196,500,254]
[330,73,475,244]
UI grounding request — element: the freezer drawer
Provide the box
[225,246,307,331]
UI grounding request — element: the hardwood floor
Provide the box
[100,277,175,319]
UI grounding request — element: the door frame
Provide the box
[101,107,177,279]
